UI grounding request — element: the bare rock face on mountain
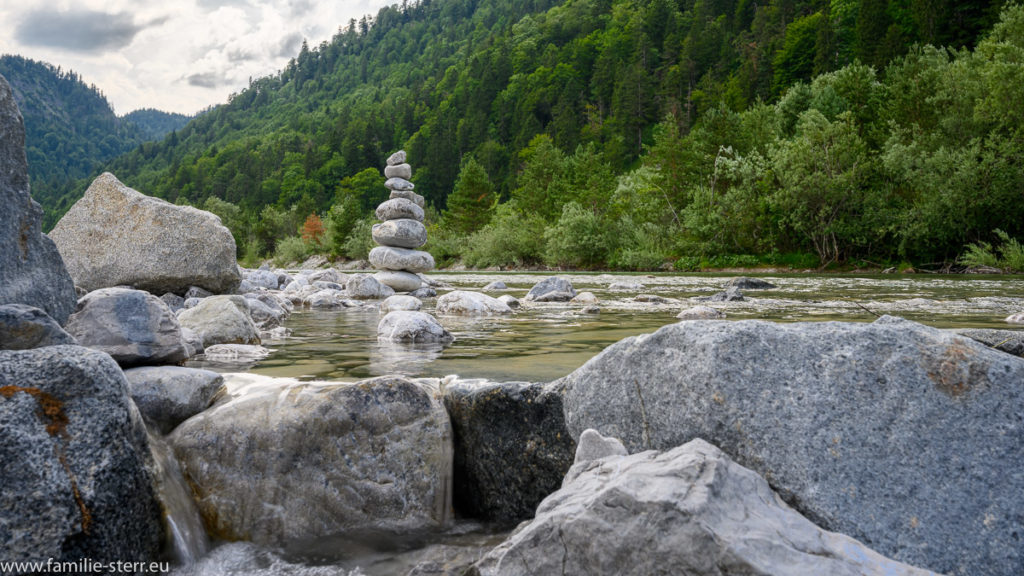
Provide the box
[50,172,240,295]
[0,74,77,325]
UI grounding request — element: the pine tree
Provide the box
[443,156,495,235]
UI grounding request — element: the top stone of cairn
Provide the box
[387,150,407,166]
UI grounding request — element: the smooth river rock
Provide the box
[347,273,397,299]
[1006,311,1024,324]
[0,346,163,565]
[377,311,452,343]
[384,163,413,180]
[169,374,453,546]
[725,276,777,289]
[369,246,435,273]
[0,304,77,350]
[375,197,425,222]
[471,439,937,576]
[554,315,1024,576]
[372,218,428,249]
[443,380,575,526]
[384,177,414,191]
[436,291,513,316]
[572,428,627,464]
[523,277,576,302]
[676,305,726,320]
[374,270,424,293]
[379,295,423,313]
[50,172,240,295]
[123,366,225,435]
[65,287,189,367]
[0,74,77,325]
[176,295,260,348]
[386,150,407,166]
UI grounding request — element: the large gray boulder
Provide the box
[436,291,513,316]
[50,172,240,295]
[0,346,163,565]
[369,246,435,273]
[523,277,576,302]
[176,295,260,348]
[555,316,1024,576]
[443,380,575,525]
[169,374,453,545]
[123,366,225,435]
[0,75,77,325]
[65,287,189,366]
[471,439,937,576]
[0,304,77,350]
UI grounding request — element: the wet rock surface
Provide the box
[443,379,575,526]
[169,374,453,546]
[123,366,224,435]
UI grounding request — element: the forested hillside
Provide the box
[0,55,190,226]
[83,0,1022,269]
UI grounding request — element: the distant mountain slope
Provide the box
[100,0,1005,220]
[123,108,192,141]
[0,55,190,226]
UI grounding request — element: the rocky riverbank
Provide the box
[3,73,1023,575]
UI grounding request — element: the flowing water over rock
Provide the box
[148,433,208,564]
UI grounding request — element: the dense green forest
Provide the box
[48,0,1024,270]
[0,55,191,225]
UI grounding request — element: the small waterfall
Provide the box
[148,432,209,564]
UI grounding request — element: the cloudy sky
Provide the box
[0,0,391,115]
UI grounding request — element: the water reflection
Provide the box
[369,341,446,377]
[185,272,1024,383]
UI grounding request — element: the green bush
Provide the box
[324,196,364,258]
[462,203,547,268]
[959,229,1024,272]
[340,216,377,261]
[273,236,311,267]
[610,221,673,270]
[423,224,466,268]
[543,202,616,269]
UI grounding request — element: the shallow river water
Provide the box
[192,271,1023,383]
[174,271,1023,575]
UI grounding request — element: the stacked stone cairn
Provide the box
[369,150,435,293]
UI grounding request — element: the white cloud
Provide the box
[1,0,391,115]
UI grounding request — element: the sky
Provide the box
[0,0,391,116]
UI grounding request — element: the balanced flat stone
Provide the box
[385,177,414,191]
[384,163,413,180]
[389,189,425,208]
[386,150,407,166]
[375,270,423,292]
[376,198,425,222]
[372,219,428,249]
[369,246,435,273]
